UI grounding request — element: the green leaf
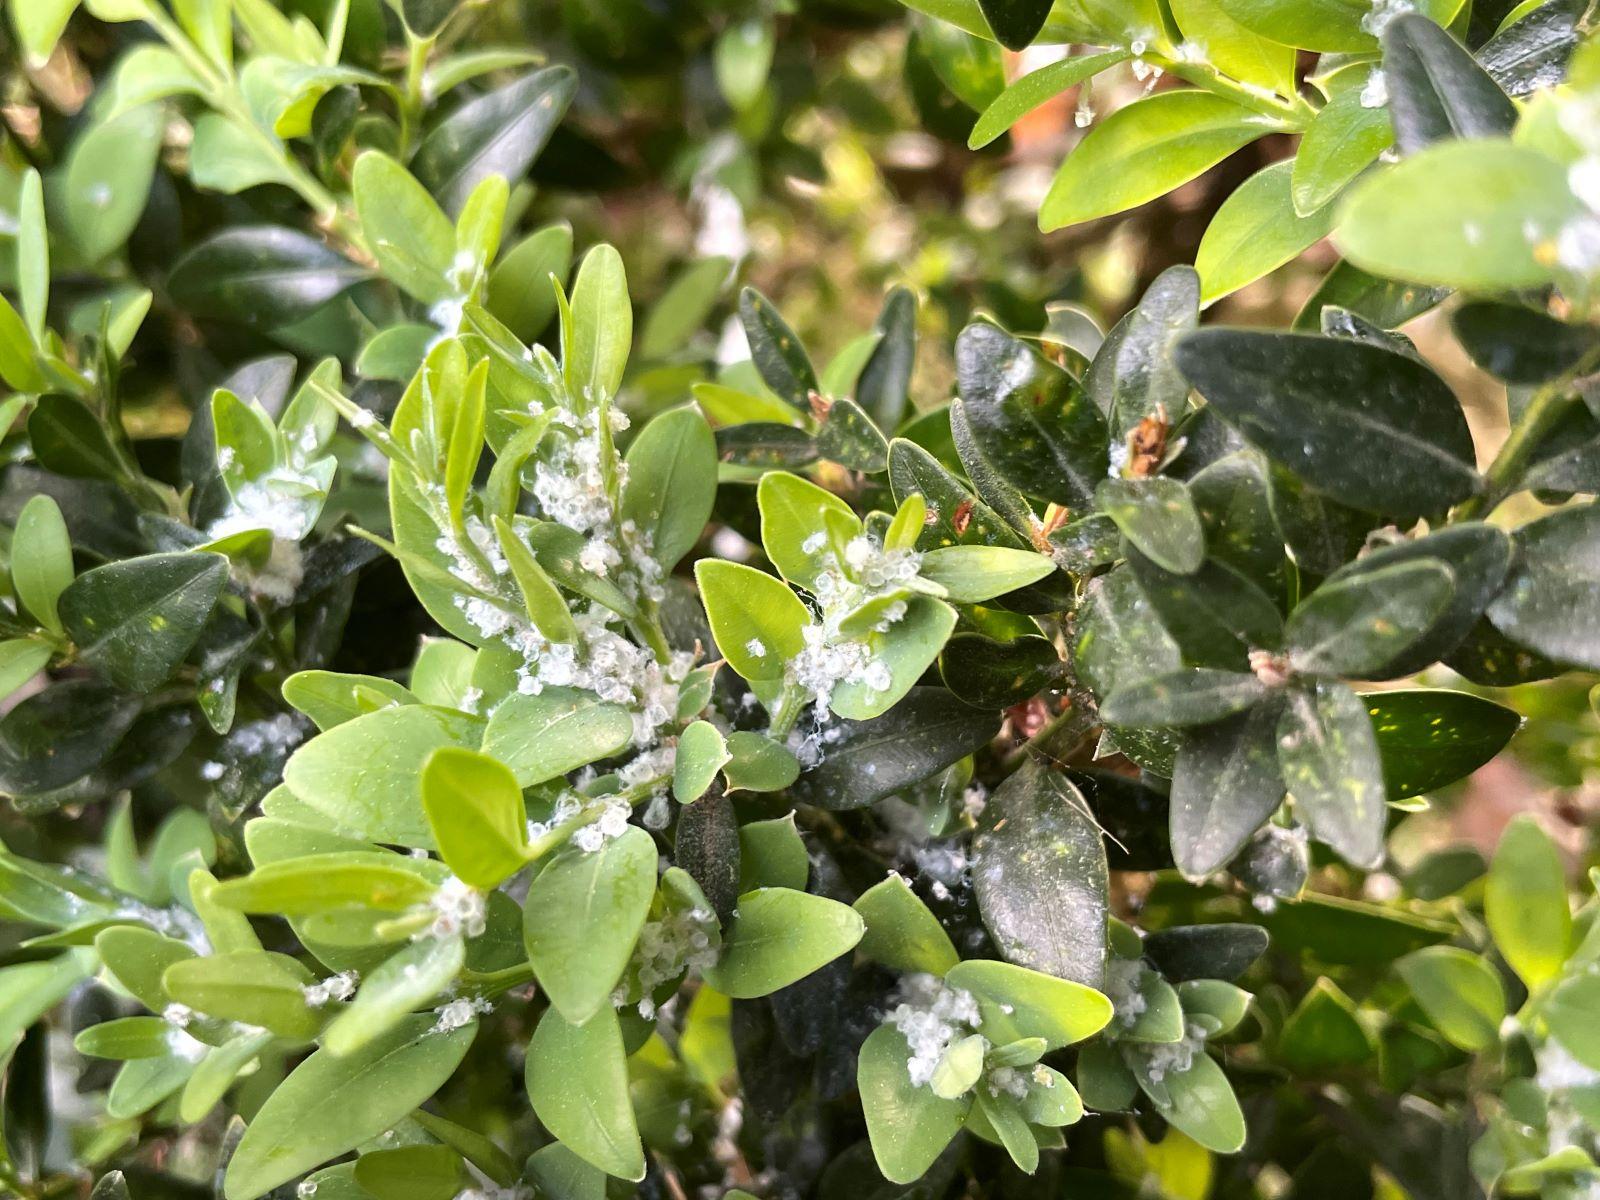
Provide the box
[1171,699,1286,879]
[701,887,864,998]
[284,705,484,847]
[352,151,457,304]
[789,686,1000,810]
[1098,265,1201,442]
[971,761,1108,988]
[422,747,528,889]
[955,322,1108,507]
[714,18,775,110]
[1487,503,1600,670]
[59,553,228,692]
[1382,13,1516,154]
[858,286,920,429]
[1175,329,1480,519]
[162,951,319,1039]
[321,934,465,1055]
[1040,91,1273,231]
[223,1015,476,1200]
[1097,477,1206,574]
[1546,973,1600,1069]
[694,559,810,683]
[939,632,1062,708]
[620,407,717,572]
[282,670,418,731]
[526,1005,645,1180]
[1276,977,1374,1072]
[488,223,573,343]
[353,1146,466,1200]
[739,289,817,409]
[1277,682,1386,870]
[0,678,141,797]
[61,105,164,264]
[482,688,633,787]
[816,397,890,473]
[0,293,44,392]
[1286,560,1454,677]
[523,826,657,1023]
[1215,0,1465,51]
[493,518,578,644]
[75,1016,177,1060]
[738,814,809,893]
[1396,946,1505,1051]
[11,0,81,66]
[17,168,47,342]
[565,244,632,404]
[673,721,730,803]
[1170,0,1296,93]
[1486,815,1571,988]
[29,395,126,480]
[1129,550,1284,672]
[1292,85,1395,217]
[1364,688,1521,799]
[944,959,1113,1049]
[917,545,1055,601]
[853,874,960,975]
[1139,1049,1246,1153]
[412,67,575,216]
[1336,141,1580,291]
[639,257,734,360]
[12,494,73,635]
[0,639,53,703]
[168,228,370,330]
[1102,669,1268,727]
[721,731,800,793]
[188,114,295,195]
[1196,160,1337,303]
[857,1023,971,1185]
[969,51,1128,148]
[1074,564,1182,700]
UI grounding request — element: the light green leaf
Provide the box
[565,244,632,404]
[321,935,465,1055]
[701,887,864,998]
[526,1005,645,1181]
[1291,84,1394,216]
[283,705,483,847]
[1195,159,1337,303]
[694,559,810,684]
[620,407,718,572]
[163,951,319,1039]
[1486,815,1571,988]
[523,826,657,1024]
[673,721,730,803]
[944,958,1112,1050]
[223,1015,476,1200]
[12,494,73,635]
[969,51,1129,149]
[352,151,457,304]
[853,873,959,975]
[481,689,633,787]
[422,747,528,889]
[61,104,164,264]
[1040,91,1274,231]
[917,545,1056,602]
[1336,140,1580,291]
[858,1023,971,1185]
[1396,945,1505,1051]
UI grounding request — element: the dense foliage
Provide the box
[1,0,1600,1197]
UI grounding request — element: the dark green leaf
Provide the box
[28,397,126,483]
[1364,688,1521,799]
[1486,502,1600,669]
[1177,329,1479,519]
[1129,550,1285,671]
[971,760,1108,988]
[1382,14,1516,154]
[977,0,1052,48]
[1478,0,1584,95]
[413,67,576,216]
[1451,302,1600,384]
[1170,697,1286,879]
[938,633,1061,707]
[1144,923,1268,982]
[789,687,1000,810]
[856,286,918,428]
[1286,559,1453,677]
[60,553,229,692]
[955,321,1108,508]
[739,289,817,409]
[1101,669,1268,728]
[168,228,370,330]
[816,397,889,473]
[1277,681,1386,869]
[1098,477,1205,574]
